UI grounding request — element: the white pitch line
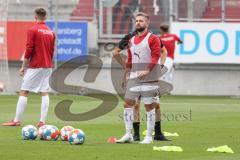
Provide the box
[160,102,240,106]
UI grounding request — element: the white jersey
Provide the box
[128,32,161,82]
[129,32,152,79]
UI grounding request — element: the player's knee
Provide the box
[134,102,140,110]
[154,103,160,109]
[40,92,49,96]
[145,103,155,111]
[19,90,29,97]
[124,99,135,108]
[155,108,161,116]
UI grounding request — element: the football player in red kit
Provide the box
[132,24,182,141]
[115,12,168,144]
[159,24,182,83]
[2,8,55,127]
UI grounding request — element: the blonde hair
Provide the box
[135,12,149,20]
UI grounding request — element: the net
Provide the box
[0,0,11,94]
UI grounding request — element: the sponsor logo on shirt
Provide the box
[38,29,53,35]
[161,36,174,41]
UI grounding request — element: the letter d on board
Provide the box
[180,30,199,55]
[236,31,240,56]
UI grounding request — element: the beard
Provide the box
[136,27,146,32]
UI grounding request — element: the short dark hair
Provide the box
[160,24,169,32]
[135,12,149,20]
[35,8,47,20]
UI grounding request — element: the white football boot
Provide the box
[116,134,133,143]
[139,136,153,144]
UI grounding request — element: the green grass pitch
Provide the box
[0,94,239,160]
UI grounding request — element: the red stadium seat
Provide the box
[71,0,95,21]
[202,0,240,20]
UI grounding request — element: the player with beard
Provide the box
[115,12,163,144]
[131,24,183,141]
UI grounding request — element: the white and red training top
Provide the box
[126,31,161,71]
[126,31,161,81]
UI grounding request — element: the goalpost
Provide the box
[0,0,11,94]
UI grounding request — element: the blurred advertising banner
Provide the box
[7,21,35,61]
[172,22,240,64]
[7,21,88,62]
[47,21,88,61]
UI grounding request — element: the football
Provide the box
[21,125,38,140]
[68,129,85,145]
[42,125,60,141]
[60,126,74,141]
[38,125,49,140]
